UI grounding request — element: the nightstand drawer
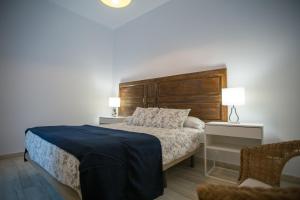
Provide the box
[205,125,262,139]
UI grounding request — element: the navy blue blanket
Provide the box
[25,125,163,200]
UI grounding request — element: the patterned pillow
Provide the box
[152,108,191,129]
[144,108,160,127]
[126,107,159,126]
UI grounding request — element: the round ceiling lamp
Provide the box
[100,0,132,8]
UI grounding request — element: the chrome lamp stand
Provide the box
[112,107,117,117]
[229,105,239,123]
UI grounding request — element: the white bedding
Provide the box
[102,123,203,165]
[25,123,203,197]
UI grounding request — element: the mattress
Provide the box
[25,123,203,197]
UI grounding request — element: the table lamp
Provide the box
[109,97,120,117]
[222,88,245,123]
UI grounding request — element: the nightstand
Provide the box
[99,116,126,125]
[204,122,263,183]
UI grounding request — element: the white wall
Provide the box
[0,0,113,155]
[113,0,300,175]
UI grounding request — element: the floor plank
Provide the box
[0,157,64,200]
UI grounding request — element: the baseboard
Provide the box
[214,161,300,184]
[0,152,23,160]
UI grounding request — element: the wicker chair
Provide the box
[197,140,300,200]
[239,140,300,187]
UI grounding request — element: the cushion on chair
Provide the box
[239,178,272,188]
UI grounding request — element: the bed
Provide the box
[24,68,227,200]
[25,124,204,198]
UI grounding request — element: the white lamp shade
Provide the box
[109,97,120,108]
[222,88,245,106]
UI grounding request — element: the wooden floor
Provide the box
[1,156,299,200]
[0,156,239,200]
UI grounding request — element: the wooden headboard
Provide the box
[119,68,227,122]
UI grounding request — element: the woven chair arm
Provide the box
[197,184,300,200]
[238,140,300,186]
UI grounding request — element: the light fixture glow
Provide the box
[100,0,132,8]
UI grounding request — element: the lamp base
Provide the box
[112,107,118,117]
[229,105,240,123]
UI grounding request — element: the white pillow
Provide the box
[152,108,191,129]
[126,107,159,126]
[183,116,205,130]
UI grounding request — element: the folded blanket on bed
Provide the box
[25,125,163,200]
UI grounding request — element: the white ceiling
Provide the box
[50,0,172,29]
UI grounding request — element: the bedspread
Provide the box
[25,125,163,200]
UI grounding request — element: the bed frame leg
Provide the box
[163,171,167,188]
[24,150,28,162]
[190,155,195,168]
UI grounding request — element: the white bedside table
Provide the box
[99,116,126,125]
[204,122,263,183]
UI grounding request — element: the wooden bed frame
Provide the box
[119,68,227,122]
[26,68,227,200]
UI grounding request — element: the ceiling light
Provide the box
[100,0,132,8]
